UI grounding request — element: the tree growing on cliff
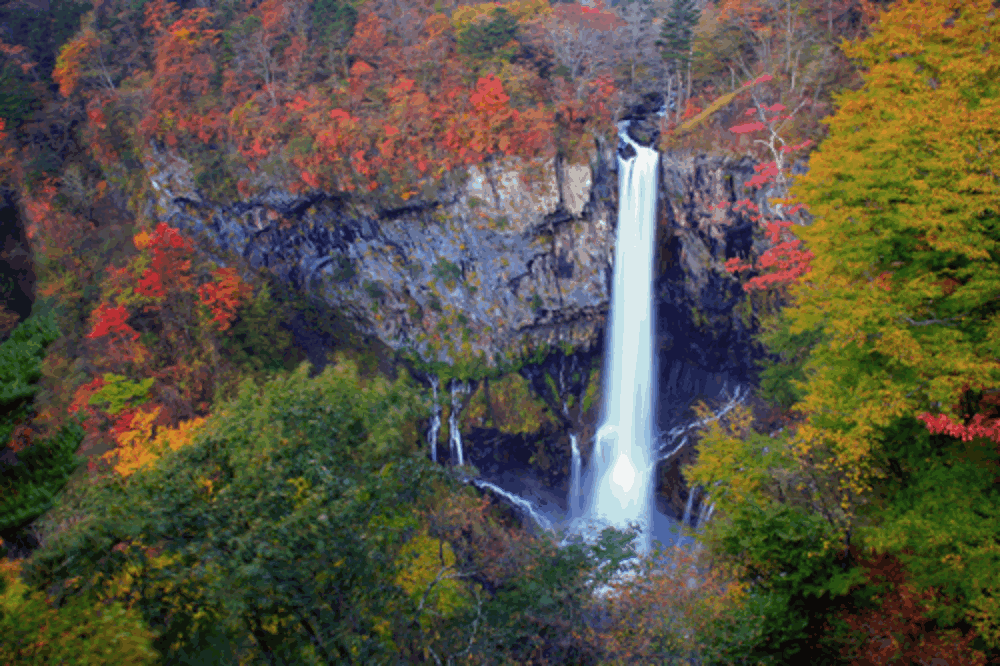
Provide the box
[543,0,620,108]
[310,0,359,80]
[657,0,701,119]
[611,0,663,95]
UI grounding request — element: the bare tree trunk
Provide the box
[785,0,792,78]
[675,51,692,124]
[97,45,116,91]
[674,71,683,126]
[686,57,692,100]
[790,46,801,94]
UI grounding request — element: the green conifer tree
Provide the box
[657,0,700,71]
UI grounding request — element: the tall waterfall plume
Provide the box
[581,124,659,556]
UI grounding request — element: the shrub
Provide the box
[0,417,85,533]
[457,7,520,62]
[0,557,160,665]
[856,415,1000,655]
[17,357,458,664]
[704,502,866,662]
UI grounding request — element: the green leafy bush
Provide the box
[858,416,1000,650]
[431,258,463,286]
[706,502,866,663]
[17,357,457,664]
[0,309,61,434]
[216,279,301,400]
[88,373,155,416]
[1,559,160,665]
[0,418,85,533]
[754,308,828,409]
[310,0,359,77]
[0,62,41,131]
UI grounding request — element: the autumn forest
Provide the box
[0,0,999,663]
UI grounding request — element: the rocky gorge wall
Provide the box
[139,119,807,524]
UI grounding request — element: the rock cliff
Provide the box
[140,125,808,523]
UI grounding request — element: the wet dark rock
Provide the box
[625,116,660,148]
[617,140,637,161]
[0,190,36,324]
[626,91,666,119]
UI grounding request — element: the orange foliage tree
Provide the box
[49,0,624,208]
[75,222,252,464]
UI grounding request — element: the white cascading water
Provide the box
[433,112,740,563]
[428,376,441,463]
[569,433,582,517]
[676,486,697,548]
[449,379,469,466]
[474,479,554,531]
[578,123,659,556]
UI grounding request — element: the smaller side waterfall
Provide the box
[569,433,582,518]
[657,385,745,462]
[427,376,441,463]
[676,486,697,547]
[474,479,553,532]
[448,380,469,466]
[693,501,715,557]
[695,496,713,527]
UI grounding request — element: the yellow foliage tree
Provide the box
[450,0,551,33]
[102,406,209,479]
[395,529,479,630]
[782,0,1000,521]
[343,493,482,656]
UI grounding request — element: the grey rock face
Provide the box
[654,151,812,411]
[144,138,624,368]
[140,127,811,523]
[142,132,805,387]
[656,152,761,415]
[142,135,805,413]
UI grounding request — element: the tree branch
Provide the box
[900,315,960,327]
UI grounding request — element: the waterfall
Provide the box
[695,495,712,528]
[473,479,553,532]
[428,376,441,463]
[675,485,696,547]
[581,123,659,556]
[681,486,696,527]
[693,501,715,557]
[569,433,582,518]
[449,379,469,466]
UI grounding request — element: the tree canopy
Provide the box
[685,0,1000,655]
[786,0,1000,504]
